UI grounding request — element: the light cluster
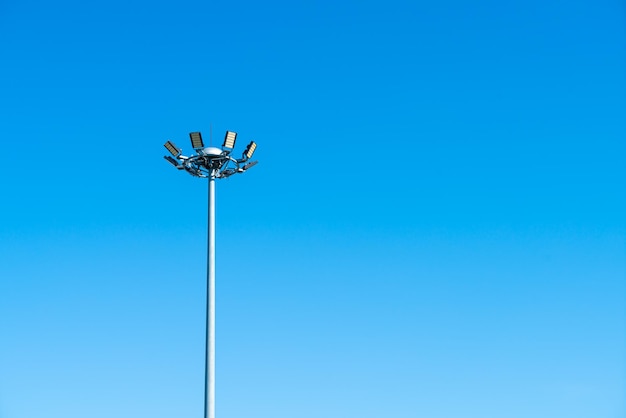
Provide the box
[163,130,258,178]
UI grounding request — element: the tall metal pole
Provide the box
[205,175,216,418]
[162,131,257,418]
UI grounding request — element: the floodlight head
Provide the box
[223,131,237,149]
[164,140,181,157]
[243,141,257,160]
[242,160,258,171]
[190,132,204,149]
[164,155,179,167]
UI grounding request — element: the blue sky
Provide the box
[0,0,624,417]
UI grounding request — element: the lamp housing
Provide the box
[223,131,237,149]
[243,141,257,160]
[164,140,182,157]
[190,132,204,149]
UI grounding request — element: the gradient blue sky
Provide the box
[1,0,625,417]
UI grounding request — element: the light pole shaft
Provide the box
[163,131,257,418]
[205,176,216,418]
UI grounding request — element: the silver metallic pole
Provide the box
[162,131,258,418]
[205,175,216,418]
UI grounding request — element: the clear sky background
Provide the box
[0,0,624,417]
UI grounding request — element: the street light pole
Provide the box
[206,175,216,418]
[163,130,258,418]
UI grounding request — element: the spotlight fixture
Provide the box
[164,155,182,168]
[243,141,257,160]
[164,140,181,157]
[190,131,204,149]
[222,131,237,149]
[242,160,258,171]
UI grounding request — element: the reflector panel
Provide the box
[190,132,204,149]
[164,141,181,156]
[223,131,237,149]
[244,141,257,159]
